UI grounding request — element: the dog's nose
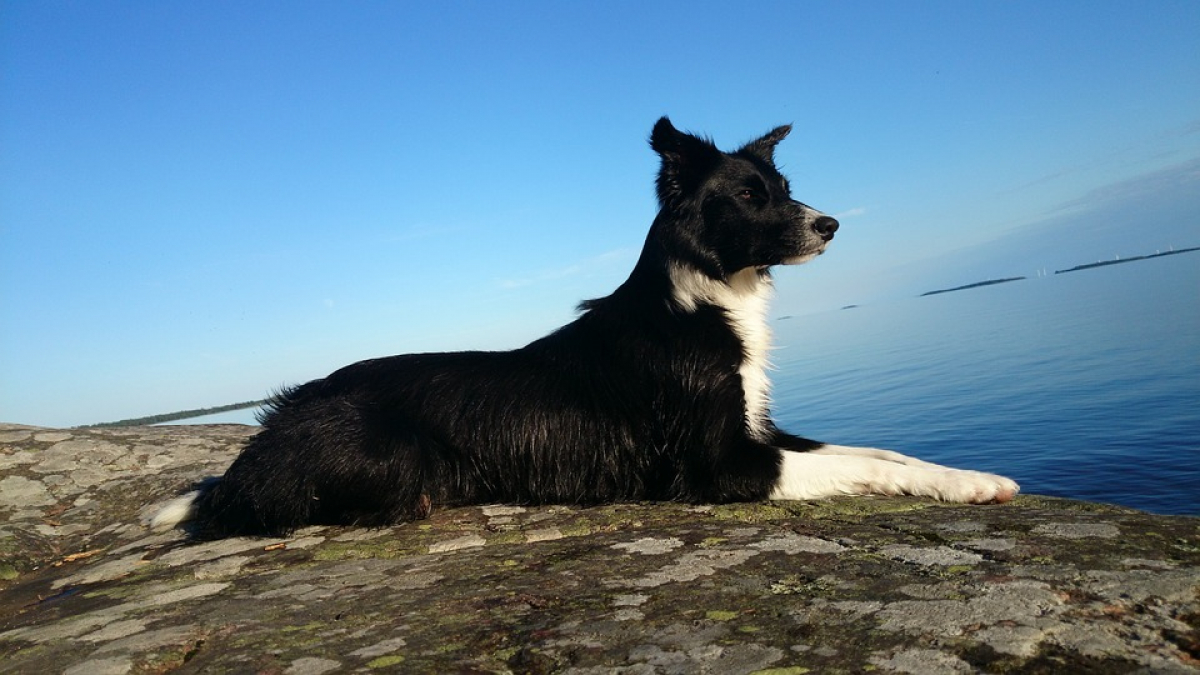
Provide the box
[812,216,839,240]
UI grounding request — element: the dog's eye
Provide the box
[738,189,757,200]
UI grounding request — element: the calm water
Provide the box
[173,254,1200,515]
[773,253,1200,515]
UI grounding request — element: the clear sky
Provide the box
[2,1,1198,427]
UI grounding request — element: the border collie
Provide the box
[152,118,1018,539]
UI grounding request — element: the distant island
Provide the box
[82,399,268,429]
[1054,246,1200,275]
[920,277,1027,297]
[921,244,1198,298]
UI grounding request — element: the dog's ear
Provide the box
[650,117,721,207]
[738,124,792,163]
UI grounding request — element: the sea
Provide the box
[772,253,1200,516]
[172,253,1200,516]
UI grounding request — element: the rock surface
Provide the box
[1,423,1198,673]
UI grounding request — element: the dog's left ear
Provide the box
[739,125,792,163]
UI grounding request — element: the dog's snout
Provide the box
[812,216,839,240]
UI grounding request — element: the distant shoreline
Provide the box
[81,399,268,429]
[920,277,1026,297]
[920,244,1198,298]
[1054,246,1200,275]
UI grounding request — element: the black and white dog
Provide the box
[152,118,1018,539]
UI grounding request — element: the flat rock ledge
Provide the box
[1,423,1198,674]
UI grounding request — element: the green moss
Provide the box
[558,523,596,538]
[0,563,19,581]
[750,667,811,675]
[432,641,466,654]
[1010,495,1132,514]
[709,503,793,522]
[790,496,946,519]
[492,646,521,662]
[487,531,526,546]
[367,655,405,668]
[705,610,738,621]
[709,497,954,522]
[281,621,325,633]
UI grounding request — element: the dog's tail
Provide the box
[146,478,221,531]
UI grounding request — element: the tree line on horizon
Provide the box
[82,399,268,429]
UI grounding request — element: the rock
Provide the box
[0,423,1197,673]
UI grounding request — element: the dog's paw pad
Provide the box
[937,471,1020,504]
[990,476,1020,503]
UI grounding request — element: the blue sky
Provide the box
[2,1,1198,427]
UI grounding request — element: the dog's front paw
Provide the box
[930,470,1020,504]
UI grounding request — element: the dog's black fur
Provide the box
[182,118,843,539]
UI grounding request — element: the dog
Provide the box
[151,118,1018,539]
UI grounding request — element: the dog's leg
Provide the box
[808,444,951,470]
[769,449,1019,504]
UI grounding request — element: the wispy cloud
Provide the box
[1009,119,1200,197]
[1169,117,1200,139]
[497,247,638,290]
[833,207,867,219]
[1052,155,1200,214]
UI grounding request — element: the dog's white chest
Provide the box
[670,265,775,440]
[730,284,773,440]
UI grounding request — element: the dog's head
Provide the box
[648,117,838,280]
